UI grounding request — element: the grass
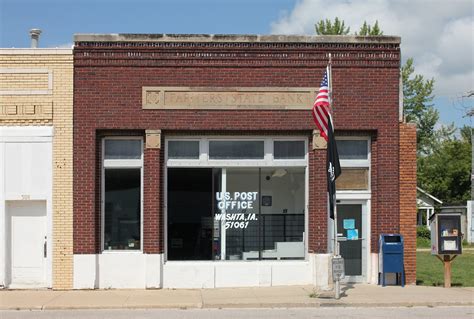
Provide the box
[416,237,474,249]
[416,251,474,287]
[417,237,431,248]
[463,241,474,248]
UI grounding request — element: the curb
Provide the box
[318,301,474,308]
[2,301,473,311]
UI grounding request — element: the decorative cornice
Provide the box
[74,34,400,68]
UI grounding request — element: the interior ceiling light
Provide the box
[271,168,288,178]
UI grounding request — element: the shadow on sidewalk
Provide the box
[340,283,355,298]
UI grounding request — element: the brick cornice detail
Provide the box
[74,42,400,68]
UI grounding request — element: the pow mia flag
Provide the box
[326,116,341,219]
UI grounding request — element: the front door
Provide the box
[7,201,47,288]
[337,203,367,282]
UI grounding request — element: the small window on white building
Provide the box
[103,138,143,251]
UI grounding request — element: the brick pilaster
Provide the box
[399,122,417,284]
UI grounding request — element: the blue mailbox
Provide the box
[378,234,405,287]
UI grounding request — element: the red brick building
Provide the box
[72,34,416,289]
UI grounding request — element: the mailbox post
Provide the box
[429,213,463,288]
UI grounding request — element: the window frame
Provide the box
[166,136,308,168]
[101,136,144,253]
[336,136,371,195]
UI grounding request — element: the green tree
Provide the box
[402,58,437,155]
[315,17,350,35]
[357,21,383,35]
[460,125,472,142]
[418,126,471,204]
[313,18,470,203]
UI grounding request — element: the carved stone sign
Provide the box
[142,87,316,110]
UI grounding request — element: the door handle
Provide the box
[44,238,47,258]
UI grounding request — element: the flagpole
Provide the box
[328,53,337,259]
[328,53,341,300]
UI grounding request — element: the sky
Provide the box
[1,0,472,128]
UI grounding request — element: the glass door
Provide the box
[337,203,367,282]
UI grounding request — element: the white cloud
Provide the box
[270,0,474,98]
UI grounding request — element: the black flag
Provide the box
[327,116,341,219]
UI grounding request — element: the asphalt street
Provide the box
[1,306,473,319]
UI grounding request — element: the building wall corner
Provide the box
[399,122,417,285]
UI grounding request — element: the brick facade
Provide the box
[0,49,74,289]
[399,122,417,284]
[73,34,414,281]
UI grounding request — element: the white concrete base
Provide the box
[73,253,162,289]
[311,253,331,290]
[370,253,379,284]
[74,253,334,289]
[163,260,313,288]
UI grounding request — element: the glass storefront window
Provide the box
[259,168,305,260]
[223,168,260,260]
[166,138,307,261]
[102,138,143,251]
[167,167,305,261]
[167,168,213,260]
[104,168,141,250]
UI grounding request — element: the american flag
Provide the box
[311,67,341,219]
[312,68,331,142]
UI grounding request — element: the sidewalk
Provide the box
[1,284,473,310]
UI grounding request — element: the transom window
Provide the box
[274,140,305,159]
[337,140,368,160]
[166,137,307,167]
[209,141,264,159]
[168,140,200,159]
